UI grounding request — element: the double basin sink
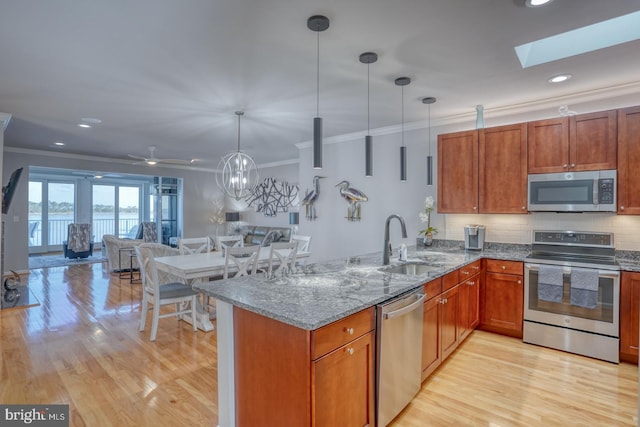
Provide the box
[379,261,442,276]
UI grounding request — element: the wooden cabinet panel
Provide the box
[617,106,640,215]
[468,274,480,330]
[620,271,640,364]
[441,285,459,360]
[312,332,375,427]
[458,277,470,341]
[422,296,442,381]
[424,277,442,301]
[459,260,482,280]
[438,130,478,213]
[234,307,311,427]
[570,110,617,171]
[481,270,524,338]
[528,117,569,174]
[459,273,481,341]
[479,123,528,213]
[312,307,375,359]
[485,259,523,275]
[442,269,459,291]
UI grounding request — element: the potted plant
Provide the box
[418,196,438,246]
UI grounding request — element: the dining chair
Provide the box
[216,235,244,252]
[267,241,298,277]
[135,243,199,341]
[290,234,311,252]
[179,237,212,255]
[290,234,311,268]
[223,246,260,279]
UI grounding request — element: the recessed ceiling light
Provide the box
[525,0,554,7]
[548,74,572,83]
[53,141,65,146]
[94,175,103,179]
[77,123,92,128]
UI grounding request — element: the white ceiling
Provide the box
[1,0,639,168]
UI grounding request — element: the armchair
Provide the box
[63,223,94,259]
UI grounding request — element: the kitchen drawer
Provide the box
[442,269,459,291]
[485,259,523,275]
[459,260,482,279]
[311,307,375,360]
[424,277,442,300]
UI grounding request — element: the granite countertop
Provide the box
[193,243,530,331]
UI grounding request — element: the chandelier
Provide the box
[216,111,259,200]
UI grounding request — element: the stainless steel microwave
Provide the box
[528,169,616,212]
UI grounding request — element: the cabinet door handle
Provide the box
[468,280,475,286]
[517,280,522,285]
[570,163,576,168]
[563,164,568,168]
[346,348,354,355]
[521,206,526,210]
[473,206,477,211]
[501,265,506,270]
[345,327,354,335]
[620,206,625,211]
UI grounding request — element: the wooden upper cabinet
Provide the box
[479,123,528,213]
[570,110,617,171]
[527,117,569,173]
[438,130,478,213]
[528,111,617,174]
[617,106,640,215]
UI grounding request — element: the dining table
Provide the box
[154,247,311,332]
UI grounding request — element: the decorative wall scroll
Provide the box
[336,180,368,221]
[246,177,299,217]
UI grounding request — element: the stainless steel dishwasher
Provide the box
[376,289,425,427]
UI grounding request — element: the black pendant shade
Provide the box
[395,77,411,182]
[422,96,437,186]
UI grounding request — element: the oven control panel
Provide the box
[532,230,613,248]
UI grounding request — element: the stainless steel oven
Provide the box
[523,230,620,363]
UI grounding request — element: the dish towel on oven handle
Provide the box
[537,265,564,303]
[570,267,599,309]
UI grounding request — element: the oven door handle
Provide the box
[525,263,620,278]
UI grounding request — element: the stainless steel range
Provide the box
[524,230,620,363]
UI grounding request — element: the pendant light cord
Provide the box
[428,104,431,156]
[401,86,405,146]
[367,63,370,134]
[316,30,320,117]
[237,113,241,152]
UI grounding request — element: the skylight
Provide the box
[515,11,640,68]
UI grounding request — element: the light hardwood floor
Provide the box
[1,263,637,426]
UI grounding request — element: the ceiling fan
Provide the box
[128,145,198,166]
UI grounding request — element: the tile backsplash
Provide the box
[442,213,640,250]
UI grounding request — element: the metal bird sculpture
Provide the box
[301,175,325,220]
[335,180,368,221]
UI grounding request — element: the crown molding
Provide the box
[296,80,640,148]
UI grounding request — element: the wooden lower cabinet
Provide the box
[422,294,442,380]
[441,285,460,360]
[458,272,481,341]
[620,271,640,364]
[234,306,375,427]
[480,260,524,338]
[312,332,375,427]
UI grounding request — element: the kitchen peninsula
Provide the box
[194,244,530,427]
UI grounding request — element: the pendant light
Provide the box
[308,15,330,170]
[360,52,378,177]
[422,97,436,186]
[395,77,411,181]
[216,111,259,201]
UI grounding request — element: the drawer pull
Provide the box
[473,266,480,270]
[462,271,469,276]
[468,281,475,286]
[501,265,506,270]
[345,327,354,335]
[346,348,354,355]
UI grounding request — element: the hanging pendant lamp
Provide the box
[395,77,411,181]
[422,97,436,186]
[308,15,330,170]
[216,111,259,201]
[360,52,378,177]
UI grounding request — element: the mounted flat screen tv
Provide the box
[2,167,23,215]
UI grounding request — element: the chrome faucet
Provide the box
[383,214,407,265]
